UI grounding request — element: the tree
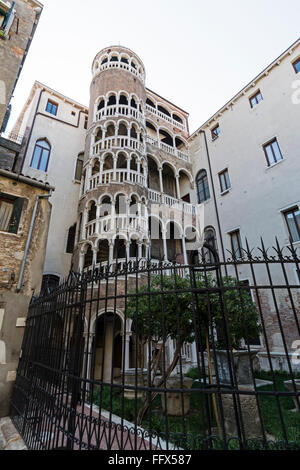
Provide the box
[126,272,261,424]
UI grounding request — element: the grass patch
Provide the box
[92,369,300,450]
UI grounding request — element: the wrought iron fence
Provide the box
[10,240,300,450]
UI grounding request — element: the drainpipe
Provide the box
[16,193,52,292]
[200,130,227,274]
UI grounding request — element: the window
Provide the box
[41,274,60,295]
[75,153,84,182]
[292,58,300,74]
[204,227,218,263]
[66,224,76,253]
[263,138,283,166]
[230,230,243,259]
[0,1,15,38]
[0,193,24,234]
[249,90,263,108]
[211,124,220,140]
[30,139,51,172]
[196,170,210,203]
[284,207,300,242]
[46,100,58,116]
[84,116,88,130]
[239,280,261,346]
[219,169,231,193]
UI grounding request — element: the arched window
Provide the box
[30,139,51,171]
[75,153,84,181]
[196,170,210,203]
[41,274,60,295]
[204,227,218,263]
[66,224,76,254]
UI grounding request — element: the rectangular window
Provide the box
[0,193,24,234]
[263,138,283,166]
[84,116,88,130]
[75,154,84,182]
[249,90,263,108]
[46,100,58,116]
[284,207,300,242]
[239,280,261,346]
[219,169,231,193]
[211,124,220,140]
[292,58,300,74]
[230,229,243,259]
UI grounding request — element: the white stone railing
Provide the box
[88,169,146,189]
[146,105,186,131]
[95,105,145,123]
[148,189,196,215]
[146,136,189,162]
[92,137,145,155]
[95,61,145,83]
[85,215,148,239]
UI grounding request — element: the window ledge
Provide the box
[211,135,219,142]
[265,158,285,170]
[220,188,231,196]
[0,230,21,237]
[73,179,81,185]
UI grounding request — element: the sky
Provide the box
[7,0,300,134]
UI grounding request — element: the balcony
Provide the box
[88,169,146,189]
[146,136,189,162]
[92,137,145,156]
[148,189,196,215]
[146,104,187,132]
[84,214,148,239]
[95,105,145,124]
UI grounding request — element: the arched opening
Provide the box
[101,56,108,65]
[93,313,122,381]
[118,122,128,136]
[92,159,100,175]
[179,170,192,202]
[110,54,118,62]
[95,128,103,142]
[146,98,155,108]
[130,97,137,109]
[107,95,117,106]
[147,156,160,191]
[159,129,173,147]
[41,274,60,295]
[130,154,138,171]
[146,121,157,140]
[97,239,109,263]
[119,94,128,105]
[175,136,186,151]
[97,99,105,111]
[117,152,127,169]
[105,124,115,138]
[162,163,176,197]
[130,124,138,139]
[120,56,129,64]
[149,217,163,260]
[130,235,138,258]
[103,154,113,171]
[166,221,182,263]
[158,105,171,117]
[88,201,96,221]
[115,194,126,215]
[113,236,126,259]
[173,113,183,124]
[84,245,93,268]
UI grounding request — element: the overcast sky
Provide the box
[7,0,300,134]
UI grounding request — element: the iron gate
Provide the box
[10,241,300,450]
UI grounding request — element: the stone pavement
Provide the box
[0,417,27,450]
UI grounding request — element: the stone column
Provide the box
[126,156,131,182]
[122,331,131,371]
[162,230,168,262]
[182,235,188,265]
[175,174,181,200]
[158,166,164,194]
[92,247,98,266]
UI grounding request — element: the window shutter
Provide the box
[8,197,24,234]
